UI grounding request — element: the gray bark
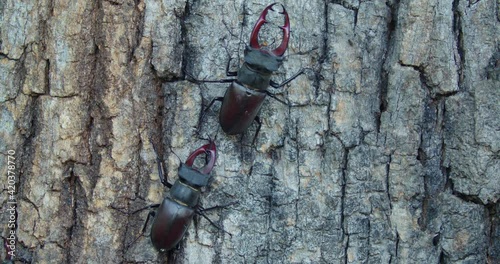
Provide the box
[0,0,498,263]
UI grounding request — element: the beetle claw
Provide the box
[185,140,217,174]
[249,3,290,57]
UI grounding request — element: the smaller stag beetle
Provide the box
[190,3,307,144]
[134,140,234,252]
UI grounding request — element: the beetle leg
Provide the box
[251,116,262,146]
[270,68,309,88]
[226,58,238,77]
[185,71,235,84]
[195,202,237,236]
[268,67,317,105]
[185,57,237,84]
[131,203,160,215]
[265,68,309,106]
[197,97,224,138]
[203,97,224,113]
[197,210,233,237]
[265,90,289,106]
[199,201,239,212]
[142,210,156,233]
[149,138,173,188]
[126,207,158,250]
[185,57,237,83]
[249,3,290,57]
[156,155,172,188]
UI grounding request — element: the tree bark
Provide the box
[1,0,498,263]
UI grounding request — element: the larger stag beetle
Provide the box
[191,3,307,143]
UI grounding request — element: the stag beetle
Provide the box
[135,140,233,252]
[191,3,306,143]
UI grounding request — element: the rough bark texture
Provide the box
[1,0,498,263]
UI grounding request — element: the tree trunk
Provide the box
[1,0,498,263]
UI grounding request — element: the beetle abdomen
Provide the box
[219,82,266,134]
[150,198,195,251]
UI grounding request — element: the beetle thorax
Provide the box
[168,164,210,208]
[237,47,284,91]
[169,180,201,208]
